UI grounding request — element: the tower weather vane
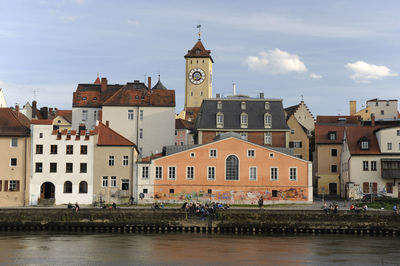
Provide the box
[196,24,201,40]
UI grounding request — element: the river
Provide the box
[0,232,399,265]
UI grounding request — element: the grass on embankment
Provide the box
[359,198,400,210]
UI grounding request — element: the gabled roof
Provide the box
[284,104,300,119]
[184,40,214,63]
[0,108,30,136]
[72,83,124,107]
[345,125,383,155]
[103,82,175,107]
[196,99,289,130]
[175,119,194,130]
[55,110,72,123]
[31,119,53,125]
[95,122,137,147]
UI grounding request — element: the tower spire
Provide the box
[196,24,201,40]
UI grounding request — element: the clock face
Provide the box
[189,68,205,85]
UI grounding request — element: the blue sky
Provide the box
[0,0,399,116]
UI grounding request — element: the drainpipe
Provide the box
[23,136,27,206]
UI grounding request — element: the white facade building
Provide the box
[366,99,398,120]
[30,122,94,205]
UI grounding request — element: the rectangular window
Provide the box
[9,180,18,191]
[264,114,272,127]
[209,149,217,158]
[82,110,88,121]
[331,149,337,156]
[155,166,162,180]
[123,156,129,166]
[371,161,377,171]
[241,102,246,110]
[66,145,73,155]
[240,132,248,140]
[328,131,337,140]
[50,145,58,154]
[217,114,223,124]
[102,176,108,187]
[143,188,148,194]
[80,145,87,155]
[35,162,43,173]
[11,137,18,147]
[331,165,337,173]
[10,158,17,166]
[289,141,302,148]
[110,176,116,187]
[169,189,175,194]
[139,128,143,139]
[387,183,393,194]
[388,142,393,150]
[121,179,129,191]
[290,129,295,134]
[397,130,400,136]
[363,161,369,171]
[128,110,134,120]
[140,110,143,120]
[289,167,297,181]
[241,114,247,124]
[80,163,87,173]
[249,167,257,181]
[109,155,114,166]
[66,163,73,173]
[94,110,97,121]
[168,166,176,179]
[264,132,272,145]
[36,145,43,154]
[190,152,195,158]
[50,162,57,173]
[208,166,215,180]
[270,167,278,180]
[272,190,278,197]
[187,166,194,180]
[142,166,149,179]
[265,102,270,110]
[247,149,255,157]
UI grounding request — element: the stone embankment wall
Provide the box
[0,209,400,235]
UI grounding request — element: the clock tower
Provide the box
[184,39,213,111]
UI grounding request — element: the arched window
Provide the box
[63,181,72,193]
[226,155,239,180]
[79,181,88,194]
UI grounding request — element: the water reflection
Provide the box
[0,233,398,265]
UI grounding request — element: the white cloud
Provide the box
[245,48,307,74]
[127,19,139,25]
[310,73,322,79]
[60,16,77,23]
[346,61,397,83]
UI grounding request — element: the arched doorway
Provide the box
[40,182,55,199]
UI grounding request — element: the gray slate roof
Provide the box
[196,99,290,130]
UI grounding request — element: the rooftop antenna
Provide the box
[196,24,201,40]
[301,95,304,102]
[33,89,37,100]
[158,72,161,81]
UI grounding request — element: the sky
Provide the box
[0,0,399,116]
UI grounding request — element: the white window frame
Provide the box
[109,155,114,166]
[264,113,272,128]
[247,149,255,158]
[190,152,195,158]
[123,156,128,166]
[208,166,216,180]
[241,113,248,125]
[397,130,400,136]
[216,112,224,128]
[9,180,17,191]
[142,166,149,179]
[82,110,88,121]
[186,166,195,180]
[102,176,108,187]
[11,137,18,147]
[270,167,278,180]
[361,141,369,149]
[128,109,134,120]
[168,166,176,180]
[264,132,272,145]
[388,142,393,150]
[249,166,257,181]
[209,149,217,158]
[289,167,297,181]
[155,166,163,180]
[10,158,17,167]
[110,176,117,187]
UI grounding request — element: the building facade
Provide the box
[175,119,194,146]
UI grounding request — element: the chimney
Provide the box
[232,83,236,96]
[349,100,356,115]
[371,114,375,126]
[148,76,151,90]
[40,107,48,119]
[216,93,220,98]
[15,104,19,113]
[32,100,37,118]
[106,120,109,127]
[101,77,108,94]
[259,92,264,99]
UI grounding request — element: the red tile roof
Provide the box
[141,152,163,162]
[72,83,124,107]
[95,122,136,147]
[55,110,72,123]
[184,40,214,63]
[31,119,53,125]
[94,77,101,84]
[315,116,362,144]
[175,119,194,130]
[345,125,383,155]
[0,108,30,136]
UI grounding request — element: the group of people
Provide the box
[182,202,229,218]
[322,202,339,214]
[349,203,368,213]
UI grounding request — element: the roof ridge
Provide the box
[97,122,136,146]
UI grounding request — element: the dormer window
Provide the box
[217,101,222,109]
[195,49,201,55]
[359,136,369,150]
[264,113,272,128]
[265,102,270,110]
[216,112,224,128]
[82,97,87,101]
[240,112,248,128]
[135,95,139,99]
[93,97,97,101]
[328,131,337,140]
[241,102,246,110]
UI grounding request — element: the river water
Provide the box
[0,232,399,265]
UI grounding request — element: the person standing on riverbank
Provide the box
[258,196,263,208]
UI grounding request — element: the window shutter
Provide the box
[16,181,20,192]
[299,141,302,148]
[4,181,8,192]
[372,183,377,193]
[363,182,369,193]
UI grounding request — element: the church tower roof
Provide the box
[152,79,168,90]
[184,40,214,63]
